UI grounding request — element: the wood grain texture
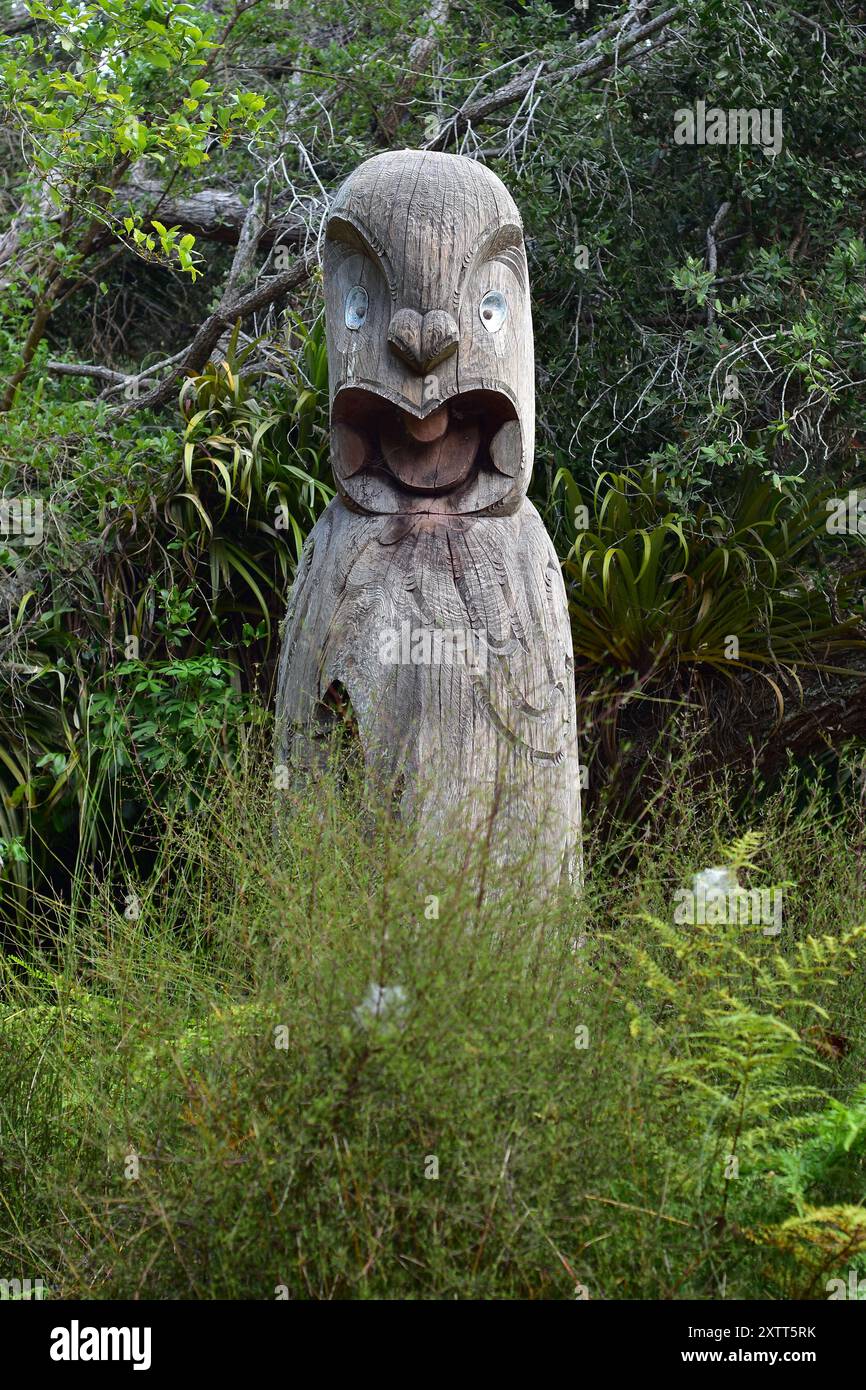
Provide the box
[275,498,581,891]
[324,150,533,517]
[275,150,581,895]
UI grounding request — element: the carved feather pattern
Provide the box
[275,497,581,887]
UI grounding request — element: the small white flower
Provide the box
[692,866,738,896]
[354,983,408,1031]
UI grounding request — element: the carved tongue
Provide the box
[381,415,480,492]
[403,404,449,443]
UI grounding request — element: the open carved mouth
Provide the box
[332,388,521,496]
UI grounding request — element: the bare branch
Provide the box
[46,360,128,385]
[109,249,318,417]
[221,180,267,305]
[119,176,304,248]
[705,200,731,327]
[424,4,683,150]
[380,0,451,140]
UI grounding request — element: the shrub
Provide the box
[2,744,865,1299]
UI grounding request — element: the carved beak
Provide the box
[387,308,459,375]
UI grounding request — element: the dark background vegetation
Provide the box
[0,0,865,1300]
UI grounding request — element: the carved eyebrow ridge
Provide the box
[326,213,399,303]
[452,221,526,309]
[489,244,527,287]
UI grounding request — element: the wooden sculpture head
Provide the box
[323,149,534,517]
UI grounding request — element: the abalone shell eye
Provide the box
[479,289,507,333]
[345,285,368,330]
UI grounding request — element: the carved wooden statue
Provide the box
[275,150,581,892]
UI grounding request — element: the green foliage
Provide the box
[765,1085,866,1216]
[554,464,865,692]
[0,0,275,409]
[749,1207,866,1299]
[1,749,865,1298]
[0,334,327,923]
[620,883,866,1184]
[88,651,249,777]
[174,316,333,592]
[0,0,271,275]
[526,2,866,513]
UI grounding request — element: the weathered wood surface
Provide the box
[275,496,581,887]
[275,149,581,892]
[323,149,533,518]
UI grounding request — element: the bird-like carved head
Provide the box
[323,150,534,517]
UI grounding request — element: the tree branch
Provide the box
[424,4,682,150]
[118,176,305,248]
[109,248,318,416]
[705,201,731,326]
[379,0,452,141]
[220,179,267,305]
[46,360,129,384]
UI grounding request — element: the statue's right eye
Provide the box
[344,285,368,330]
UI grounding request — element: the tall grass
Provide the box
[1,737,865,1299]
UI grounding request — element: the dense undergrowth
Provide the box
[3,0,866,922]
[2,0,866,1303]
[2,740,865,1299]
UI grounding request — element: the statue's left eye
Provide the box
[345,285,368,330]
[479,290,507,333]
